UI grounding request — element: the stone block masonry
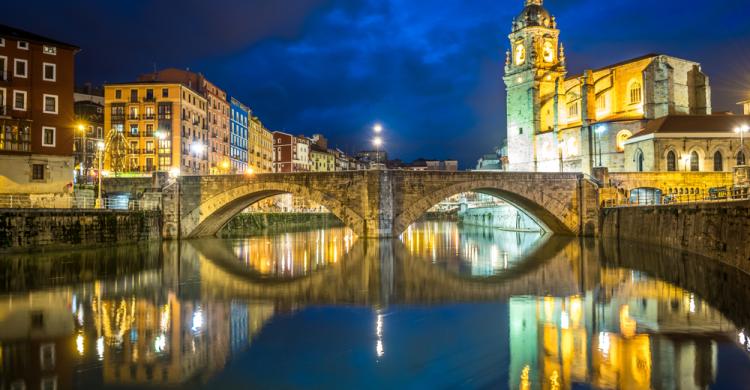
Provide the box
[0,209,161,253]
[601,200,750,273]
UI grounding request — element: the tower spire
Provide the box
[525,0,542,5]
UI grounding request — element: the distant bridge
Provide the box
[161,170,600,239]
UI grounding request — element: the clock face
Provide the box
[514,44,526,65]
[543,41,555,63]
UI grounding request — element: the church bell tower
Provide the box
[503,0,566,172]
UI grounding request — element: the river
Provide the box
[1,221,750,389]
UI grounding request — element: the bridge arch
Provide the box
[391,179,578,237]
[181,181,366,238]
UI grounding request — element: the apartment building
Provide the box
[103,82,208,175]
[229,97,249,173]
[138,69,230,174]
[0,24,79,193]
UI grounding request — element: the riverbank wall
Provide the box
[600,200,750,273]
[219,212,344,237]
[0,209,161,253]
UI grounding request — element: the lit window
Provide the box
[596,92,610,115]
[17,40,29,50]
[13,90,27,111]
[567,102,579,118]
[43,94,58,114]
[42,127,56,147]
[43,45,57,55]
[14,59,28,78]
[667,150,676,171]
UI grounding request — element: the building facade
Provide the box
[249,116,273,173]
[138,69,231,174]
[309,144,335,172]
[73,89,104,183]
[103,82,208,175]
[504,0,712,174]
[0,24,79,194]
[229,97,249,173]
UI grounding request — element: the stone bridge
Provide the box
[161,170,600,239]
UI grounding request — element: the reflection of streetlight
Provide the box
[97,141,106,208]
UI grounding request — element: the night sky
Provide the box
[5,0,750,167]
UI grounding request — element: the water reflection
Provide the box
[1,222,749,389]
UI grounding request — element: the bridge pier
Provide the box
[160,170,600,240]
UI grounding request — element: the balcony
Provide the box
[143,113,155,120]
[111,114,125,122]
[0,105,7,117]
[129,96,139,103]
[128,114,140,120]
[143,96,156,103]
[0,125,31,152]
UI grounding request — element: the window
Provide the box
[43,45,57,55]
[129,124,138,136]
[14,59,28,78]
[0,56,7,81]
[32,164,45,180]
[13,90,27,111]
[40,343,56,369]
[162,88,168,98]
[635,149,644,172]
[567,102,579,118]
[43,94,58,114]
[130,89,138,102]
[738,151,746,166]
[667,151,676,171]
[519,127,523,135]
[17,41,29,50]
[42,127,56,147]
[629,81,642,104]
[43,63,56,81]
[115,89,122,99]
[690,151,699,172]
[714,151,723,172]
[40,377,57,390]
[0,38,4,47]
[615,130,632,152]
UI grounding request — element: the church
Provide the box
[504,0,750,174]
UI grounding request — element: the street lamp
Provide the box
[595,126,606,167]
[735,125,749,149]
[372,136,383,166]
[154,131,167,172]
[78,124,86,183]
[96,141,106,208]
[373,123,383,134]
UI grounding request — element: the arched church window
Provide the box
[629,81,642,105]
[567,102,579,119]
[690,151,699,172]
[714,151,723,172]
[666,151,676,171]
[616,130,632,152]
[738,151,746,166]
[635,149,644,172]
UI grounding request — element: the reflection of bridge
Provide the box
[162,171,600,239]
[190,236,591,304]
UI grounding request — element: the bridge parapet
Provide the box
[160,170,599,239]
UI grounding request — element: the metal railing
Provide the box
[0,195,160,211]
[602,187,750,208]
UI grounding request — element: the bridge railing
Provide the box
[0,195,160,211]
[602,187,750,208]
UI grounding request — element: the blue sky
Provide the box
[6,0,750,167]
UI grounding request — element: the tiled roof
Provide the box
[634,115,750,136]
[0,23,79,50]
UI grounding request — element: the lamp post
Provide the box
[96,141,106,208]
[372,123,383,166]
[78,124,86,183]
[154,130,167,172]
[595,126,606,167]
[372,137,383,168]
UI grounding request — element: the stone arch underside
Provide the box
[391,179,578,237]
[183,182,366,238]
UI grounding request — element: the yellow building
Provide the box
[248,116,273,173]
[310,144,336,172]
[103,82,208,175]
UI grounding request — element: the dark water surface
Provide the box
[2,222,750,389]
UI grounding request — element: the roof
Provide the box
[566,53,661,80]
[0,23,79,50]
[633,114,750,137]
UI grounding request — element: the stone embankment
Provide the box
[0,209,161,253]
[600,200,750,273]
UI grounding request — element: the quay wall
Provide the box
[0,209,161,253]
[600,200,750,273]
